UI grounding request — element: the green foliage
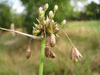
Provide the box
[0,2,12,28]
[12,13,23,28]
[21,0,69,34]
[84,2,100,20]
[0,2,23,29]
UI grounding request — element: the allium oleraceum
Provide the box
[0,3,83,75]
[33,3,83,61]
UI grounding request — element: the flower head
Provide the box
[70,47,83,62]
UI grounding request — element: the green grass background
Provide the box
[0,20,100,75]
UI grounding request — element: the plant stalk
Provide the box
[59,27,75,47]
[39,38,45,75]
[0,27,43,40]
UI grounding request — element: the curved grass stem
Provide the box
[39,38,45,75]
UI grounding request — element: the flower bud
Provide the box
[61,19,66,26]
[51,20,55,26]
[50,33,56,47]
[44,46,50,57]
[55,34,59,37]
[44,3,49,11]
[26,47,31,59]
[39,10,45,16]
[36,18,40,23]
[49,11,54,19]
[33,30,41,34]
[47,29,51,34]
[39,7,43,13]
[50,50,56,58]
[43,20,46,26]
[54,26,59,34]
[39,15,44,21]
[46,16,49,25]
[33,23,39,29]
[54,5,58,12]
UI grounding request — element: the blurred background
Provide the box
[0,0,100,75]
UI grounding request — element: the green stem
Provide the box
[39,38,45,75]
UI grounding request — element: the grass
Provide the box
[0,20,100,75]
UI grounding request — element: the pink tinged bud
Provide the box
[61,19,66,26]
[54,5,58,12]
[70,47,83,62]
[26,47,31,59]
[44,3,49,11]
[49,11,54,19]
[50,33,56,47]
[39,7,43,13]
[45,46,50,57]
[50,50,56,58]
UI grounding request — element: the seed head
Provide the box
[61,19,66,26]
[50,33,56,47]
[49,11,54,19]
[26,47,31,59]
[44,3,49,11]
[54,5,58,12]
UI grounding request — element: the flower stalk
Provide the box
[39,38,45,75]
[59,27,75,47]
